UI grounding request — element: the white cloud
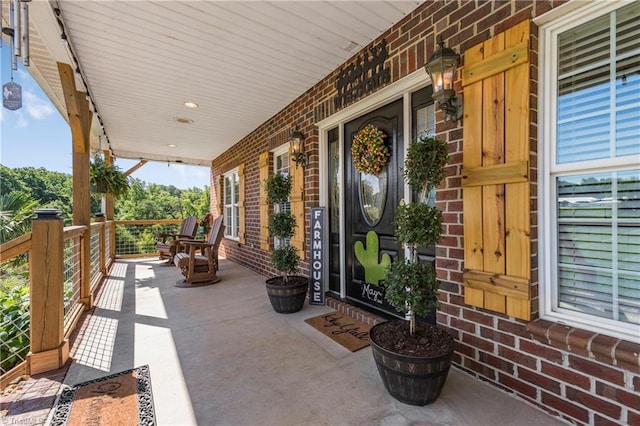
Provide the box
[15,111,29,128]
[23,90,55,120]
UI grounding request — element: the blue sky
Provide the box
[1,48,210,190]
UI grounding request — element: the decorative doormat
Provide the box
[304,312,372,352]
[48,365,156,426]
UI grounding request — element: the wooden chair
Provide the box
[155,215,198,264]
[173,216,225,287]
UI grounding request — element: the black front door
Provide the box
[344,99,404,315]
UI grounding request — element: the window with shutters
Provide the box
[540,1,639,341]
[223,168,240,240]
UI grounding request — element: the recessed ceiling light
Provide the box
[184,101,199,108]
[174,117,194,124]
[167,144,177,148]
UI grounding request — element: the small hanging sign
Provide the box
[3,81,22,111]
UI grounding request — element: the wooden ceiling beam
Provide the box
[124,159,148,176]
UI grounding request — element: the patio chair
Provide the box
[155,215,198,264]
[173,215,225,287]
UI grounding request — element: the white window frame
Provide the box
[538,0,640,343]
[223,167,239,241]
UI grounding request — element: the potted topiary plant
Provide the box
[90,155,130,199]
[264,172,308,313]
[369,133,455,406]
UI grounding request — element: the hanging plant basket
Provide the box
[351,124,389,175]
[90,156,130,199]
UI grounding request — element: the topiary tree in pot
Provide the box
[369,133,455,406]
[264,172,308,313]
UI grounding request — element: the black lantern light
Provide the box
[288,129,307,167]
[424,35,463,122]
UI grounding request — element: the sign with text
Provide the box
[309,207,325,305]
[333,39,390,109]
[3,82,22,111]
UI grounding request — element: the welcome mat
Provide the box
[305,312,372,352]
[48,365,156,426]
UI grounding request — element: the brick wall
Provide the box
[211,1,639,425]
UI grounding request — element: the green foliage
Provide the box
[265,172,299,280]
[270,245,299,282]
[385,260,439,317]
[384,134,449,334]
[393,201,443,248]
[114,179,210,221]
[403,134,449,199]
[0,192,39,245]
[0,283,30,374]
[264,173,291,204]
[90,156,130,199]
[268,212,297,240]
[0,165,73,224]
[354,231,391,285]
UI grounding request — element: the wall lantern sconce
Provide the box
[424,35,463,122]
[289,129,308,167]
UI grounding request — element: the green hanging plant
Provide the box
[90,155,130,199]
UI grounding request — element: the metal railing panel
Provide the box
[114,220,181,256]
[62,235,82,321]
[0,238,31,376]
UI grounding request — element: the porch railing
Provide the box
[0,214,177,388]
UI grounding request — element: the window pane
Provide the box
[224,207,232,237]
[234,206,240,238]
[556,3,640,164]
[416,104,435,138]
[224,176,232,203]
[233,173,239,203]
[556,170,640,325]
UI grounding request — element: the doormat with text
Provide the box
[305,312,372,352]
[48,365,156,426]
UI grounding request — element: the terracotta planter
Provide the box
[369,321,454,405]
[265,276,308,314]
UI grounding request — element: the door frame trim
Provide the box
[318,68,430,299]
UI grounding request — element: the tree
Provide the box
[0,192,39,244]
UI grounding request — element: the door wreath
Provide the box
[351,124,389,175]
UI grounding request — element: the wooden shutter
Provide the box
[216,175,224,216]
[258,152,271,251]
[238,163,246,244]
[289,147,305,260]
[461,20,532,320]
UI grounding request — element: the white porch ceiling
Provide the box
[16,1,422,166]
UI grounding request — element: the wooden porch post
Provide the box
[28,209,69,374]
[104,150,116,260]
[58,62,93,309]
[95,214,107,275]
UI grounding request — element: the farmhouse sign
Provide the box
[309,207,325,305]
[333,39,390,109]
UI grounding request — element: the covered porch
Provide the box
[2,257,562,425]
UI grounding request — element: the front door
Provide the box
[344,99,404,316]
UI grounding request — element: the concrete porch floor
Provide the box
[31,258,566,425]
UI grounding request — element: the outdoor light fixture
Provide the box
[288,129,307,167]
[424,35,463,122]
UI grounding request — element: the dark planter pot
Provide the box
[369,321,455,406]
[265,276,308,314]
